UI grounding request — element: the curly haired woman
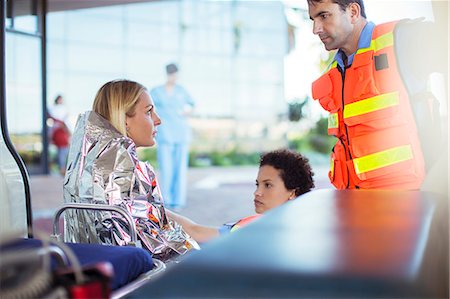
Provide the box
[167,149,315,243]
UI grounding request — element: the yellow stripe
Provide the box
[330,60,338,70]
[328,113,338,129]
[324,60,338,73]
[343,92,399,119]
[357,32,394,54]
[353,145,413,175]
[230,225,239,232]
[330,157,334,178]
[373,32,394,52]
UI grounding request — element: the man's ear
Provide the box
[348,2,361,23]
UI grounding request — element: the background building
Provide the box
[46,0,289,156]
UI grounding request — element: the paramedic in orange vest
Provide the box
[166,149,315,243]
[308,0,427,190]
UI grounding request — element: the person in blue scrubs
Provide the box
[151,63,195,210]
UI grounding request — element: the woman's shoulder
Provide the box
[72,111,135,160]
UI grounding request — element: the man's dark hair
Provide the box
[307,0,366,18]
[54,94,63,104]
[166,63,179,75]
[260,149,315,197]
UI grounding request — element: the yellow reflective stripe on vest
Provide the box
[330,156,335,178]
[324,60,338,73]
[353,145,413,175]
[357,32,394,54]
[343,92,399,119]
[328,113,338,129]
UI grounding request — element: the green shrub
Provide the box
[189,148,260,167]
[308,133,334,154]
[137,148,158,168]
[288,117,335,154]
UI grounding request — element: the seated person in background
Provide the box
[167,149,315,243]
[63,79,199,261]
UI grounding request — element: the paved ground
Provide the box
[31,164,332,235]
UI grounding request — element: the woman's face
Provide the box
[126,91,161,147]
[253,165,296,214]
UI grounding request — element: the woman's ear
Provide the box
[125,117,130,133]
[288,190,297,200]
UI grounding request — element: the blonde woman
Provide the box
[63,79,198,260]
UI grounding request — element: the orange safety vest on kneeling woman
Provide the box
[229,214,261,232]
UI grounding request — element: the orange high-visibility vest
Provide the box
[230,214,261,232]
[312,21,425,190]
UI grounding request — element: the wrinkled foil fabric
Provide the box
[63,111,199,260]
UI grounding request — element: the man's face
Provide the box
[167,72,178,84]
[308,0,354,53]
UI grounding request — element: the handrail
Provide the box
[0,0,33,238]
[51,203,139,246]
[111,259,166,299]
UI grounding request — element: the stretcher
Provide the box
[50,202,166,297]
[0,146,165,298]
[1,237,165,298]
[1,201,165,298]
[127,189,449,298]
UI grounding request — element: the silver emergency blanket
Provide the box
[63,111,199,260]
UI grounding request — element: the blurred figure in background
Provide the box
[48,95,70,176]
[48,94,68,122]
[151,63,195,211]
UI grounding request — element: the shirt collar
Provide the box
[335,21,375,69]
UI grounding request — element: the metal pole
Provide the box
[41,0,49,174]
[0,0,34,237]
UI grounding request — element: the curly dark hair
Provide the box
[260,149,315,197]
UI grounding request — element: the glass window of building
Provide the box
[5,0,45,174]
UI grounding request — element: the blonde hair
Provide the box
[92,80,147,136]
